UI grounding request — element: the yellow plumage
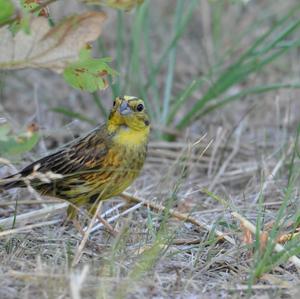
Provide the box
[1,96,150,219]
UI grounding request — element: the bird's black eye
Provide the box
[136,103,144,112]
[113,100,116,107]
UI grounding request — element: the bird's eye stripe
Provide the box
[127,98,139,102]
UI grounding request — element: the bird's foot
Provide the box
[96,215,119,237]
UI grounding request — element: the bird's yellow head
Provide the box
[107,96,150,146]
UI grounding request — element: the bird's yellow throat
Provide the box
[112,125,149,147]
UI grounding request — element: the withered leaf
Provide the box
[241,222,253,245]
[0,12,106,73]
[259,231,268,254]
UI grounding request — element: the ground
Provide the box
[0,0,300,298]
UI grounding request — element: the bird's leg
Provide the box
[96,214,119,237]
[61,205,85,236]
[72,218,85,236]
[89,204,119,236]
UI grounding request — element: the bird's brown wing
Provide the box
[1,125,111,189]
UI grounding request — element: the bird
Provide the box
[0,96,150,221]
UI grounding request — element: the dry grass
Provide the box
[1,0,300,298]
[0,128,299,298]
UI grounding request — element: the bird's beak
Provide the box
[119,101,132,115]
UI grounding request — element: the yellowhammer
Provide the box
[0,96,150,220]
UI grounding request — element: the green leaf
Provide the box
[21,0,40,12]
[0,0,14,24]
[0,123,39,157]
[63,48,117,92]
[9,0,33,35]
[9,14,31,35]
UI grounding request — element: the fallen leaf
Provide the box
[26,122,39,134]
[259,231,268,254]
[241,222,253,245]
[0,12,107,73]
[277,231,300,244]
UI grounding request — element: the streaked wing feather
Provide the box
[19,124,110,178]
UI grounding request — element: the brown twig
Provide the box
[121,192,235,245]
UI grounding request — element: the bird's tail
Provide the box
[0,174,25,191]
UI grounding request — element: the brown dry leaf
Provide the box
[26,122,39,134]
[241,222,253,245]
[0,12,106,73]
[259,231,268,254]
[277,231,300,244]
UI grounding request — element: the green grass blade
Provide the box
[51,107,97,126]
[161,0,184,125]
[167,78,205,124]
[91,92,108,118]
[144,0,198,91]
[198,83,300,117]
[176,14,300,129]
[113,10,124,96]
[143,0,160,119]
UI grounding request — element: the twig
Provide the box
[223,284,290,291]
[208,127,223,178]
[120,192,236,245]
[72,201,103,266]
[70,265,89,299]
[209,123,243,190]
[99,202,126,218]
[90,202,143,234]
[171,238,204,245]
[0,203,67,229]
[0,199,61,206]
[95,214,118,236]
[232,211,300,268]
[86,202,126,233]
[253,143,293,203]
[0,219,59,238]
